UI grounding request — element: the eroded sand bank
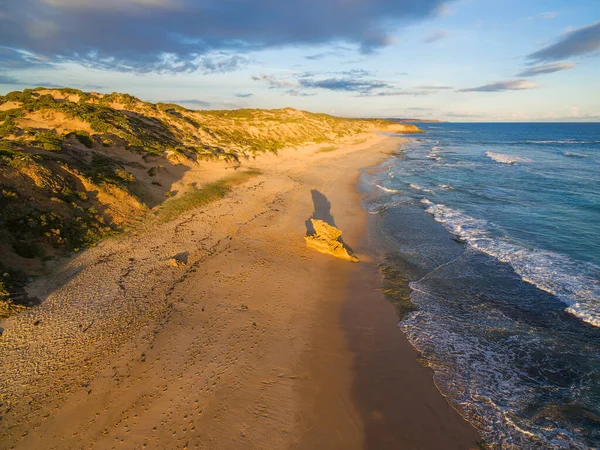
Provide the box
[0,133,480,449]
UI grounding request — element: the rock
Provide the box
[304,219,358,262]
[168,255,187,267]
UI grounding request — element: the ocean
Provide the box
[362,123,600,449]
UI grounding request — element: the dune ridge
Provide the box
[0,88,419,317]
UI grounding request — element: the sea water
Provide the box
[363,123,600,448]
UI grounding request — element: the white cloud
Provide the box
[518,62,575,76]
[459,79,540,92]
[423,29,450,43]
[537,12,559,20]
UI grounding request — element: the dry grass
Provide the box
[154,169,262,223]
[317,145,338,153]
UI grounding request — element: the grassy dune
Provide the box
[0,87,421,317]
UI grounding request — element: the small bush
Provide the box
[12,240,44,259]
[114,168,136,183]
[35,130,64,152]
[67,131,94,148]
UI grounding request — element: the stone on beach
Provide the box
[304,219,358,262]
[168,253,188,267]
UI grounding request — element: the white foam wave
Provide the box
[400,305,592,449]
[422,201,600,328]
[485,152,532,165]
[409,183,435,193]
[375,184,401,194]
[563,152,588,158]
[527,140,600,145]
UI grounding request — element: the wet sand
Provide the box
[0,133,480,449]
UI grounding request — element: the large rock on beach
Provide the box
[304,219,358,262]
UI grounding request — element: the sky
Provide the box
[0,0,599,121]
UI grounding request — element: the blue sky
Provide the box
[0,0,599,121]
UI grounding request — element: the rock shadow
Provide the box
[305,189,336,236]
[305,189,356,257]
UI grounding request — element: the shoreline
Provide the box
[0,133,479,449]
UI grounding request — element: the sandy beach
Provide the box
[0,133,480,449]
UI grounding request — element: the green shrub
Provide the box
[12,240,44,259]
[35,130,64,152]
[67,130,94,148]
[114,168,136,183]
[0,119,16,137]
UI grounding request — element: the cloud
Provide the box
[537,12,558,20]
[31,81,67,88]
[75,53,250,74]
[0,47,54,69]
[435,4,453,17]
[235,93,253,98]
[253,70,389,95]
[285,90,316,97]
[251,74,295,89]
[166,99,211,108]
[445,111,486,118]
[423,29,450,43]
[364,89,435,96]
[0,0,448,73]
[305,52,335,61]
[517,62,575,76]
[0,73,19,84]
[458,79,540,92]
[299,77,390,93]
[527,21,600,62]
[305,46,352,60]
[415,84,453,89]
[40,0,183,11]
[0,75,65,87]
[0,76,107,89]
[336,69,373,78]
[78,84,106,90]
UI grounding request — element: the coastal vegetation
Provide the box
[154,169,262,223]
[0,87,420,317]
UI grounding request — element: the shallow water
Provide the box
[363,123,600,448]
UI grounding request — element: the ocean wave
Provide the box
[409,183,435,193]
[400,300,593,449]
[526,140,600,145]
[421,200,600,328]
[485,152,532,165]
[563,152,588,158]
[375,184,401,194]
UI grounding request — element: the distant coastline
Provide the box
[386,118,447,123]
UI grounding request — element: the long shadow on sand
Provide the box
[305,189,336,236]
[305,189,356,256]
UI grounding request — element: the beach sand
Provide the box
[0,133,480,449]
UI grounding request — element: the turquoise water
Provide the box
[364,123,600,448]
